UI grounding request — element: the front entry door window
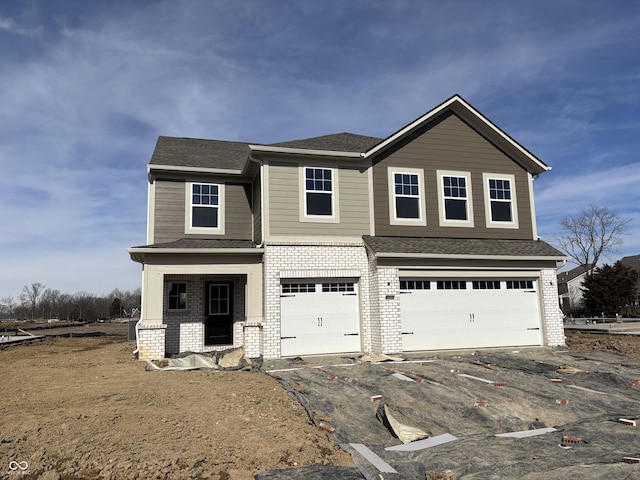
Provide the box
[205,282,233,345]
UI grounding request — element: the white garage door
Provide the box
[400,278,542,351]
[280,280,361,357]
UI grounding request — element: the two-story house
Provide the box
[557,264,591,315]
[128,95,567,361]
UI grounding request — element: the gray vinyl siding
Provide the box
[154,180,184,244]
[252,174,262,244]
[153,178,252,243]
[373,113,535,239]
[268,160,371,236]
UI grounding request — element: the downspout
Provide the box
[132,318,142,357]
[132,264,145,358]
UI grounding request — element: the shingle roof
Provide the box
[150,136,250,171]
[557,264,592,284]
[620,254,640,272]
[269,132,383,152]
[363,235,566,258]
[132,238,260,249]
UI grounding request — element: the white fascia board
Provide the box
[148,164,243,175]
[374,252,567,261]
[248,144,362,159]
[363,95,550,173]
[128,247,264,255]
[453,96,551,173]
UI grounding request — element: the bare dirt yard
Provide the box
[0,336,351,480]
[1,328,639,479]
[565,329,640,359]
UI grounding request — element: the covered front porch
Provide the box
[129,242,264,361]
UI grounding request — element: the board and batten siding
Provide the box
[267,160,371,237]
[372,113,535,239]
[153,178,253,243]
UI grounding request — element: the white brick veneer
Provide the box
[375,267,402,354]
[137,324,167,361]
[263,242,370,359]
[540,268,566,346]
[163,274,261,356]
[140,252,564,360]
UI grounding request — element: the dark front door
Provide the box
[205,281,233,345]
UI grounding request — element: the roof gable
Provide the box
[557,264,592,283]
[364,95,550,175]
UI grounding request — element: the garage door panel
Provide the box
[400,278,542,351]
[281,280,360,357]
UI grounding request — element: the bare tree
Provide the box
[40,289,62,320]
[19,283,46,320]
[1,295,15,319]
[557,205,631,276]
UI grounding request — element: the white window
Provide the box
[300,167,339,223]
[168,282,187,310]
[322,282,355,292]
[282,283,317,294]
[185,182,225,234]
[437,170,474,227]
[506,280,534,290]
[400,280,431,290]
[483,173,519,229]
[387,167,426,226]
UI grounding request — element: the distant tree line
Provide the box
[0,283,141,322]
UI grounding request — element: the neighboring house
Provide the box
[619,254,640,312]
[128,95,567,361]
[557,264,592,314]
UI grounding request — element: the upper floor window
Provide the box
[192,183,219,227]
[300,167,339,223]
[305,168,333,216]
[437,170,474,227]
[483,173,518,229]
[387,167,426,226]
[185,182,225,234]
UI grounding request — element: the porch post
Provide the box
[137,264,167,361]
[245,263,264,324]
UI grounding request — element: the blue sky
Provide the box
[1,0,639,299]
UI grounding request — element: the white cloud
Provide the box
[0,15,43,38]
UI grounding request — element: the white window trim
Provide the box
[299,166,339,223]
[184,182,225,235]
[387,167,427,226]
[483,173,519,229]
[436,170,474,227]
